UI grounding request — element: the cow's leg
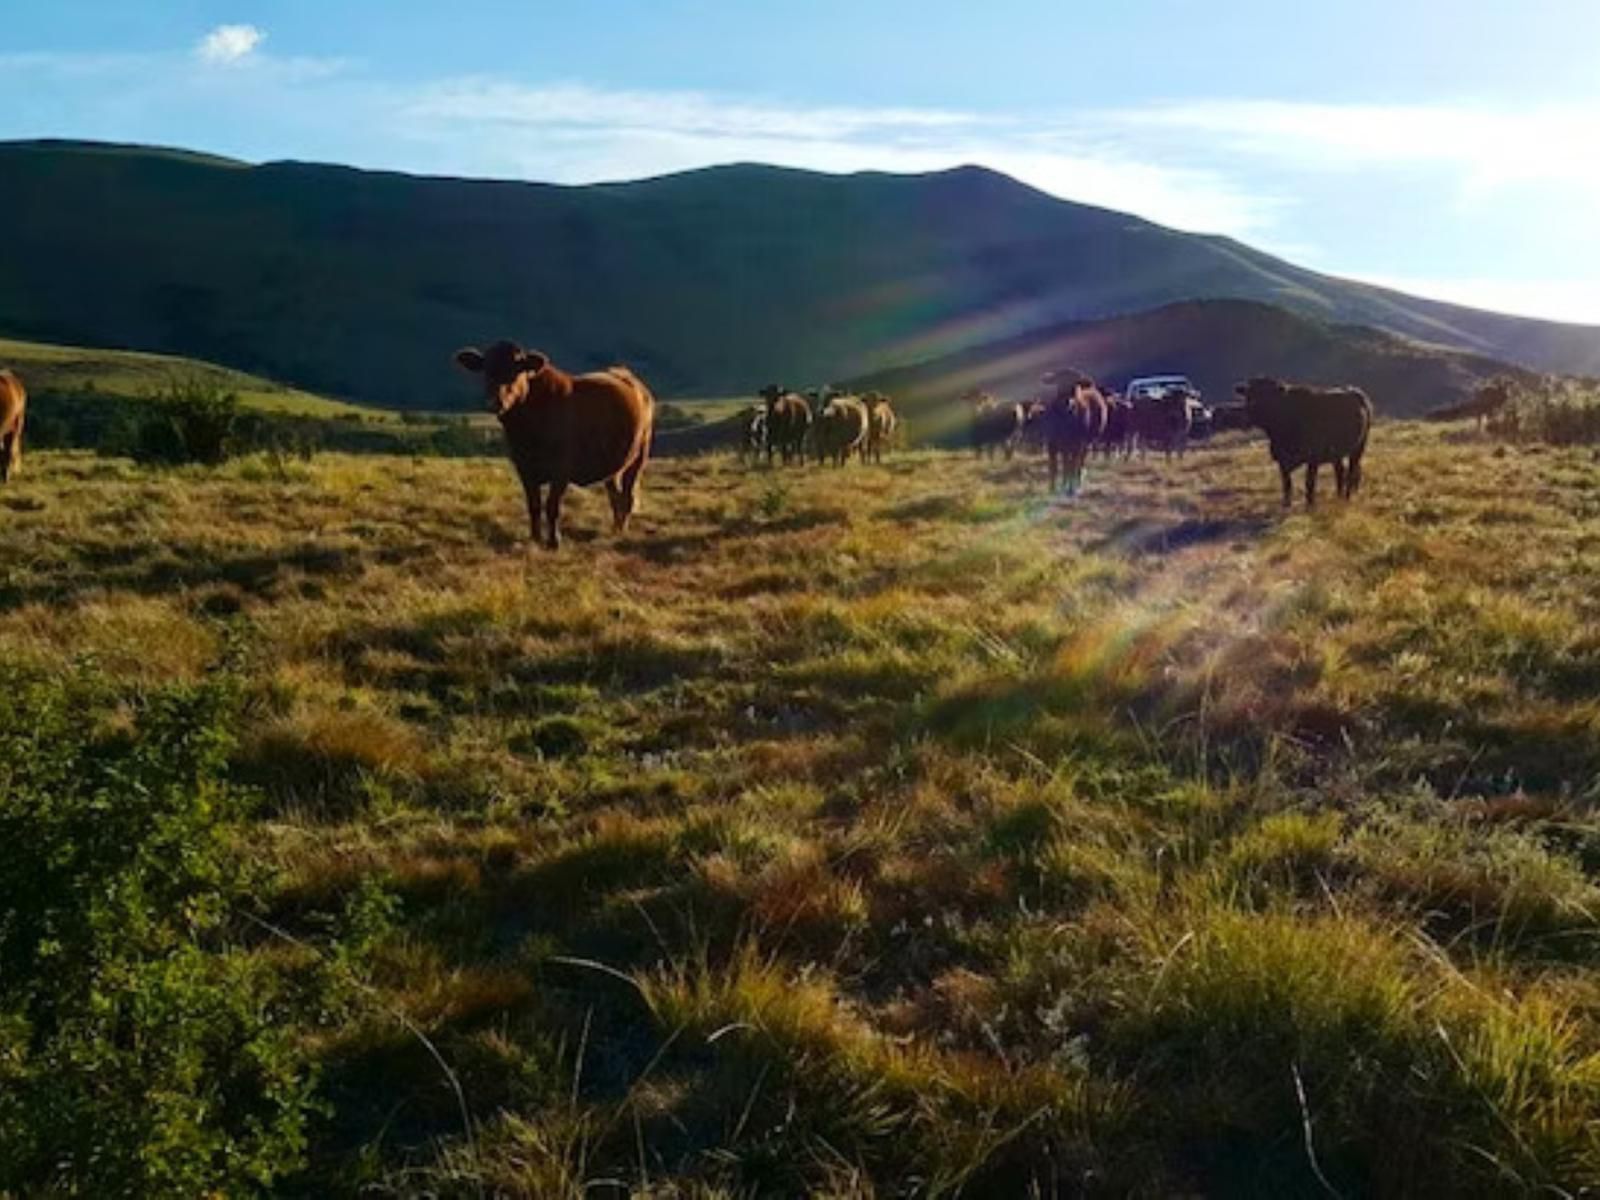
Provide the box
[617,443,648,533]
[517,473,544,544]
[1347,450,1364,498]
[543,481,568,550]
[1279,464,1293,509]
[0,431,12,485]
[604,479,624,529]
[1333,460,1348,499]
[1305,462,1320,508]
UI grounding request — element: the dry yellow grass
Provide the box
[4,425,1600,1194]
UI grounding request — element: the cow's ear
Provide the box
[519,351,549,376]
[455,347,485,373]
[1234,383,1247,397]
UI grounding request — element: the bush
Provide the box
[115,375,244,465]
[1488,377,1600,446]
[0,667,317,1195]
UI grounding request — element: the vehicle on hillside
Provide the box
[1126,374,1214,439]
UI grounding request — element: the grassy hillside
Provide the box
[3,140,1599,409]
[852,298,1536,440]
[0,335,379,419]
[3,427,1600,1194]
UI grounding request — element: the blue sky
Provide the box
[5,1,1600,322]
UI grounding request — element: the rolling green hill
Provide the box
[2,139,1597,411]
[0,335,376,418]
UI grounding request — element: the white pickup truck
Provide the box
[1125,374,1213,439]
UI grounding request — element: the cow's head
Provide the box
[759,384,785,407]
[454,341,549,416]
[1235,376,1286,424]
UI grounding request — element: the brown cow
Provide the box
[455,341,653,549]
[1235,377,1372,508]
[760,385,812,466]
[1097,393,1133,460]
[815,393,870,466]
[0,369,23,484]
[861,391,898,463]
[1040,380,1109,494]
[965,390,1023,459]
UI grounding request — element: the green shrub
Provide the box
[141,375,245,464]
[1488,378,1600,446]
[0,667,317,1195]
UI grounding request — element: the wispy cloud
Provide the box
[195,24,266,66]
[410,81,980,142]
[1352,273,1600,326]
[399,80,1282,240]
[1114,100,1600,199]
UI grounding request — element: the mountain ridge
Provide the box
[0,139,1594,407]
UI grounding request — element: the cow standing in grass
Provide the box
[0,369,24,484]
[1235,376,1372,509]
[1041,380,1108,495]
[455,342,653,550]
[1130,389,1194,460]
[862,391,898,463]
[739,404,768,462]
[760,385,811,466]
[966,390,1023,460]
[1098,392,1133,460]
[815,393,870,466]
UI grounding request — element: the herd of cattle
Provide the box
[0,347,1377,551]
[739,369,1373,504]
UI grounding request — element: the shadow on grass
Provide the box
[1089,515,1272,556]
[0,536,451,607]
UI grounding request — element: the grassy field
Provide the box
[0,335,382,418]
[4,425,1600,1195]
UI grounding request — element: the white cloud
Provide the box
[1113,100,1600,201]
[195,24,266,66]
[410,81,979,142]
[1352,273,1600,326]
[400,81,1280,240]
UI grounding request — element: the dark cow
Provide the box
[455,341,653,549]
[1235,377,1372,509]
[861,391,898,463]
[1098,392,1134,460]
[815,393,870,466]
[1040,380,1109,494]
[0,369,24,484]
[965,390,1024,459]
[760,385,813,466]
[1129,389,1194,459]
